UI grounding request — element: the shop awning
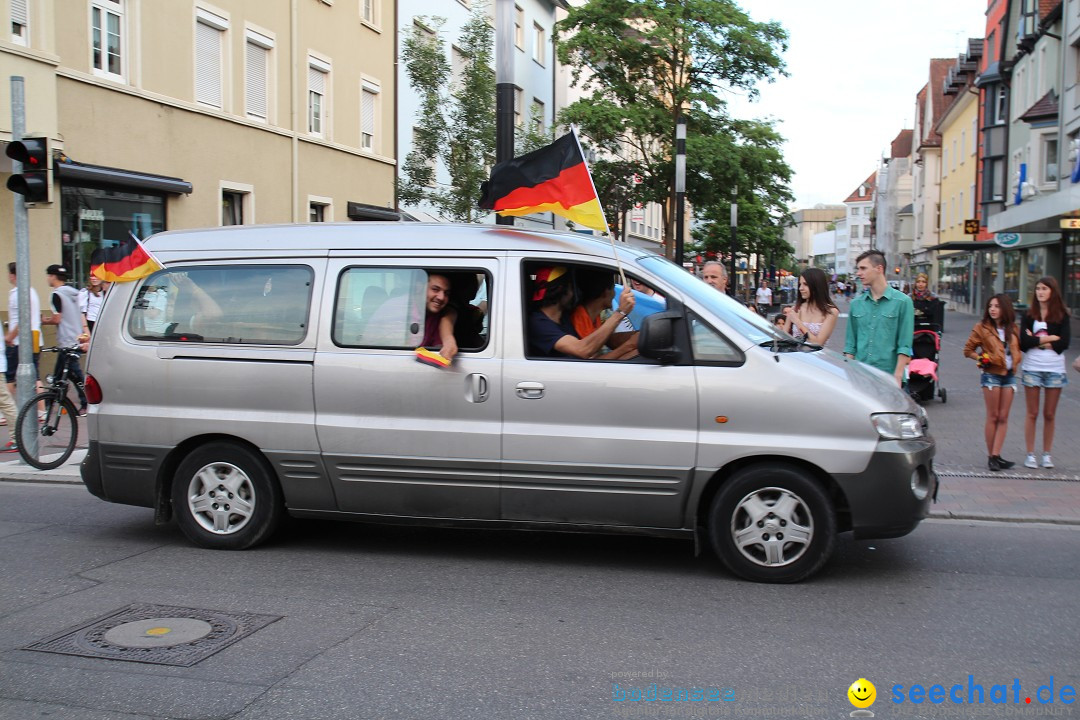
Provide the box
[927,241,1001,252]
[56,160,192,194]
[347,201,400,221]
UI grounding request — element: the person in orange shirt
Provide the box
[569,268,638,360]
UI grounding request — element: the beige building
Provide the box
[783,206,845,267]
[2,0,396,286]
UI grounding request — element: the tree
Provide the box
[399,10,495,222]
[556,0,791,255]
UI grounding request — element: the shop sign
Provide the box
[1060,218,1080,229]
[79,209,105,221]
[994,233,1021,247]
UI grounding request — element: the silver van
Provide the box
[80,223,936,583]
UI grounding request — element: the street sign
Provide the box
[1060,218,1080,229]
[994,233,1021,247]
[631,202,644,222]
[964,219,979,234]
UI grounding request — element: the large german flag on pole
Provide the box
[90,232,164,282]
[478,129,607,232]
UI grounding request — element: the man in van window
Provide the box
[843,250,914,387]
[527,266,634,359]
[41,264,89,414]
[420,272,458,362]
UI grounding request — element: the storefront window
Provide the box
[938,255,971,305]
[1025,246,1047,307]
[60,186,165,287]
[1002,250,1021,304]
[980,251,999,309]
[1066,234,1080,318]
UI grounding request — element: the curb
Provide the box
[928,509,1080,526]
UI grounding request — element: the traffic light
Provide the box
[894,267,901,274]
[5,136,50,203]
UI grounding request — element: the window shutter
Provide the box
[361,88,376,148]
[245,42,268,118]
[11,0,28,26]
[195,21,222,108]
[309,65,325,95]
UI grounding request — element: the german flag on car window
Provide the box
[90,233,163,283]
[478,131,605,232]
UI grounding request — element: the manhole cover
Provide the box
[23,603,281,667]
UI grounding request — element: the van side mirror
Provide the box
[638,312,682,364]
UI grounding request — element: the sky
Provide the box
[727,0,988,210]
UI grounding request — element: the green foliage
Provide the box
[556,0,793,253]
[398,9,495,222]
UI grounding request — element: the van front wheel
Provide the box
[708,464,835,583]
[172,442,282,550]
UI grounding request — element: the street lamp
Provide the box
[728,185,737,297]
[494,0,514,226]
[674,118,687,265]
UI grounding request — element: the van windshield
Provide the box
[639,256,789,347]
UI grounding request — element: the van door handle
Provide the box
[466,373,489,403]
[516,381,545,399]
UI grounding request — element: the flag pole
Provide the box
[570,126,627,289]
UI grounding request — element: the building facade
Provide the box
[2,0,398,287]
[986,0,1072,315]
[841,172,876,276]
[910,58,953,281]
[396,0,567,232]
[874,129,914,272]
[783,206,846,268]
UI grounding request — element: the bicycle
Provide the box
[14,344,84,470]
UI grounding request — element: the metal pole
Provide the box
[494,0,515,226]
[728,186,737,297]
[674,118,686,266]
[10,76,37,456]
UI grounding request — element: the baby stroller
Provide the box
[907,323,947,403]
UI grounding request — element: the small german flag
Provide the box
[478,130,606,231]
[90,232,164,283]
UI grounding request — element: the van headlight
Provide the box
[871,413,925,440]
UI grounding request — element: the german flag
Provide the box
[478,131,606,231]
[90,233,164,283]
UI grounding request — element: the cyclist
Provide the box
[41,265,88,416]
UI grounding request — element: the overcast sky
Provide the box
[727,0,988,210]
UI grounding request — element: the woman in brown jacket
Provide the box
[963,294,1021,471]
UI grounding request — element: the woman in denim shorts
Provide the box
[964,294,1020,471]
[1019,277,1071,469]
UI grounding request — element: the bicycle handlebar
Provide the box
[38,345,85,354]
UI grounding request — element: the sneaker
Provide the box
[995,456,1015,470]
[1024,453,1038,469]
[988,456,1002,471]
[1,441,17,453]
[1042,453,1054,469]
[78,408,88,418]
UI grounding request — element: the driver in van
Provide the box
[527,266,634,359]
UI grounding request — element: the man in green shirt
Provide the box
[844,250,914,387]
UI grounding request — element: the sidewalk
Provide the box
[3,302,1079,527]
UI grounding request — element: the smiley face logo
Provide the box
[847,678,876,709]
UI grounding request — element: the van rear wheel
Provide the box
[172,442,282,550]
[708,464,835,583]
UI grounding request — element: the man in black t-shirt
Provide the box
[527,266,634,358]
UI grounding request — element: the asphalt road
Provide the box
[1,482,1078,720]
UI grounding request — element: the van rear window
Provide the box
[128,265,313,345]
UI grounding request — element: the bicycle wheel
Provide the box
[15,391,78,470]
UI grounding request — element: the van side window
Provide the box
[333,267,491,351]
[128,265,313,345]
[688,313,743,364]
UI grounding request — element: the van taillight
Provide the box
[85,374,103,404]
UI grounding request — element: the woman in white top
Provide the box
[783,267,839,345]
[80,276,110,332]
[1019,277,1071,469]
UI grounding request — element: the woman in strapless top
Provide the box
[782,267,839,345]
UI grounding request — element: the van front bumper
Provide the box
[834,438,937,540]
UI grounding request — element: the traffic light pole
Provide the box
[10,76,37,449]
[494,0,515,227]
